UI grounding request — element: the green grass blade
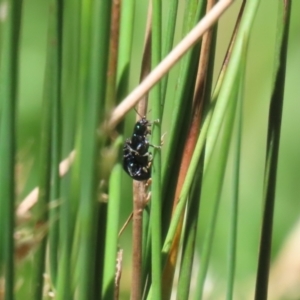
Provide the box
[117,0,135,102]
[59,0,81,159]
[31,1,61,298]
[149,0,163,299]
[75,1,112,299]
[69,1,93,293]
[176,153,204,300]
[141,207,151,290]
[226,70,243,300]
[102,144,122,299]
[161,0,205,190]
[160,0,179,115]
[56,173,73,300]
[48,0,63,287]
[0,0,22,298]
[254,2,292,299]
[56,0,80,298]
[106,0,121,110]
[224,6,247,298]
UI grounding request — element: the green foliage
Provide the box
[0,0,298,299]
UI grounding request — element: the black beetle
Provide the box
[123,117,153,181]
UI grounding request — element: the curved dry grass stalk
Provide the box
[16,151,76,220]
[108,0,234,129]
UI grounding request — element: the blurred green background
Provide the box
[17,0,299,298]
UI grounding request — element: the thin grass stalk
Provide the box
[149,0,163,298]
[48,0,63,287]
[131,182,144,300]
[59,0,80,159]
[69,0,93,292]
[106,0,121,110]
[76,1,112,299]
[56,0,80,298]
[160,0,179,116]
[141,207,151,296]
[137,0,152,112]
[254,1,291,299]
[182,0,199,35]
[56,173,73,300]
[132,171,151,297]
[226,50,245,300]
[116,0,136,103]
[225,113,240,300]
[94,199,108,299]
[176,152,204,300]
[48,86,61,287]
[96,3,121,293]
[141,211,155,299]
[0,0,22,298]
[192,0,216,110]
[102,146,122,300]
[31,0,63,298]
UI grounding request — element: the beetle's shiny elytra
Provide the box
[123,144,151,180]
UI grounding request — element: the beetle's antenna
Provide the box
[134,107,144,119]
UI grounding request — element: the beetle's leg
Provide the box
[142,165,150,173]
[125,143,140,155]
[146,153,153,162]
[149,143,161,150]
[137,151,152,158]
[160,132,167,146]
[145,178,152,188]
[149,130,166,149]
[143,191,151,206]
